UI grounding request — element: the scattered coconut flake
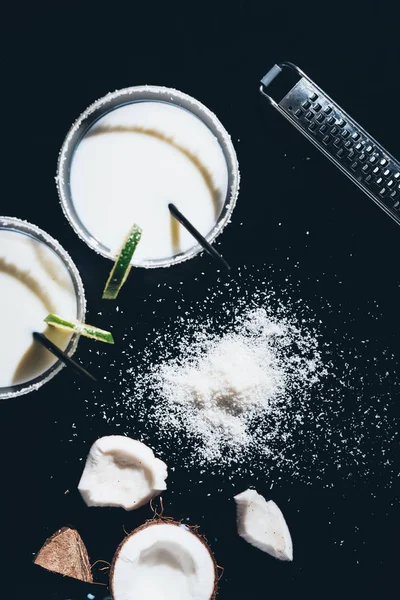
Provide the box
[78,436,168,510]
[234,489,293,561]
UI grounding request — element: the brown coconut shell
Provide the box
[34,526,93,583]
[110,519,219,599]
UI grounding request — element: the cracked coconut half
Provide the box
[78,435,168,511]
[110,520,218,600]
[234,489,293,561]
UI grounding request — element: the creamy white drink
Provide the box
[0,223,82,394]
[68,99,231,264]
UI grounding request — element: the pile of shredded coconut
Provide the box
[127,307,325,465]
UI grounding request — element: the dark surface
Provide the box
[2,4,400,599]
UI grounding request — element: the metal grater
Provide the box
[259,62,400,227]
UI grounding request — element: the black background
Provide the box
[2,3,400,599]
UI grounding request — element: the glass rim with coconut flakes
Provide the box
[56,85,240,269]
[0,217,86,400]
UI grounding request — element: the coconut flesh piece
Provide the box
[78,436,168,511]
[234,489,293,561]
[111,521,217,600]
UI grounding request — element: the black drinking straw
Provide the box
[33,332,97,383]
[168,203,231,271]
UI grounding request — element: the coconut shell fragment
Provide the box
[34,527,93,583]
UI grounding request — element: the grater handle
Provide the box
[260,64,282,103]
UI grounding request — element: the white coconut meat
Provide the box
[234,489,293,561]
[78,436,168,510]
[111,522,216,600]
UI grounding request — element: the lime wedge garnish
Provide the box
[44,314,114,344]
[102,223,142,300]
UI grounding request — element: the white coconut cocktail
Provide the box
[57,86,239,269]
[0,217,85,399]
